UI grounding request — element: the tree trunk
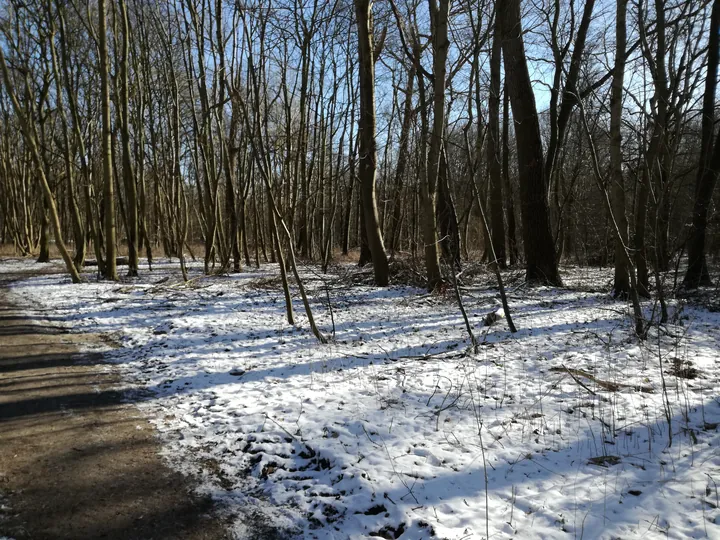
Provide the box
[37,201,50,263]
[544,0,597,184]
[436,148,460,266]
[47,6,86,269]
[487,13,506,268]
[342,122,357,256]
[119,0,138,276]
[499,0,562,285]
[421,0,451,290]
[0,48,81,283]
[503,80,518,266]
[389,65,415,256]
[684,0,720,288]
[358,192,372,266]
[355,0,389,286]
[99,0,118,280]
[609,0,630,297]
[635,167,651,295]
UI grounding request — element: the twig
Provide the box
[560,363,597,396]
[479,423,490,540]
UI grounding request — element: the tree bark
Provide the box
[47,5,86,269]
[421,0,451,290]
[119,0,138,276]
[502,84,518,266]
[487,12,506,268]
[499,0,562,285]
[610,0,630,297]
[0,47,81,283]
[544,0,597,184]
[37,201,50,263]
[436,148,460,266]
[99,0,118,280]
[355,0,389,286]
[684,0,720,288]
[389,65,415,256]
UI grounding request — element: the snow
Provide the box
[3,258,720,539]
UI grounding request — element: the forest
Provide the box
[0,0,716,296]
[0,0,719,538]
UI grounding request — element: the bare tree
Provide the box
[499,0,562,285]
[98,0,118,280]
[684,0,720,288]
[609,0,631,297]
[355,0,390,286]
[486,6,505,268]
[0,45,81,282]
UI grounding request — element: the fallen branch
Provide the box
[550,366,654,393]
[559,364,597,396]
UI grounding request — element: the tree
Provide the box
[46,0,86,269]
[118,0,139,277]
[684,0,720,288]
[423,0,451,290]
[388,64,415,256]
[0,45,81,283]
[609,0,631,297]
[486,7,505,269]
[98,0,118,281]
[499,0,562,285]
[355,0,390,287]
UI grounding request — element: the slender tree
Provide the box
[118,0,138,276]
[98,0,118,280]
[0,46,81,283]
[609,0,631,297]
[355,0,390,286]
[487,7,506,268]
[684,0,720,288]
[422,0,451,290]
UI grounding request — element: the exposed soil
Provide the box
[0,267,231,540]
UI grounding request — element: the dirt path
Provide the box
[0,273,231,540]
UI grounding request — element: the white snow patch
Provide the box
[5,259,720,539]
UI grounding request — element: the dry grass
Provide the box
[0,244,27,257]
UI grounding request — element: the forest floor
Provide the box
[0,264,233,540]
[0,257,718,539]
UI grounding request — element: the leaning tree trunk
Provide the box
[499,0,562,285]
[47,6,86,269]
[0,48,81,283]
[544,0,596,184]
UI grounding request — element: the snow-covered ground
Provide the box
[3,258,719,539]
